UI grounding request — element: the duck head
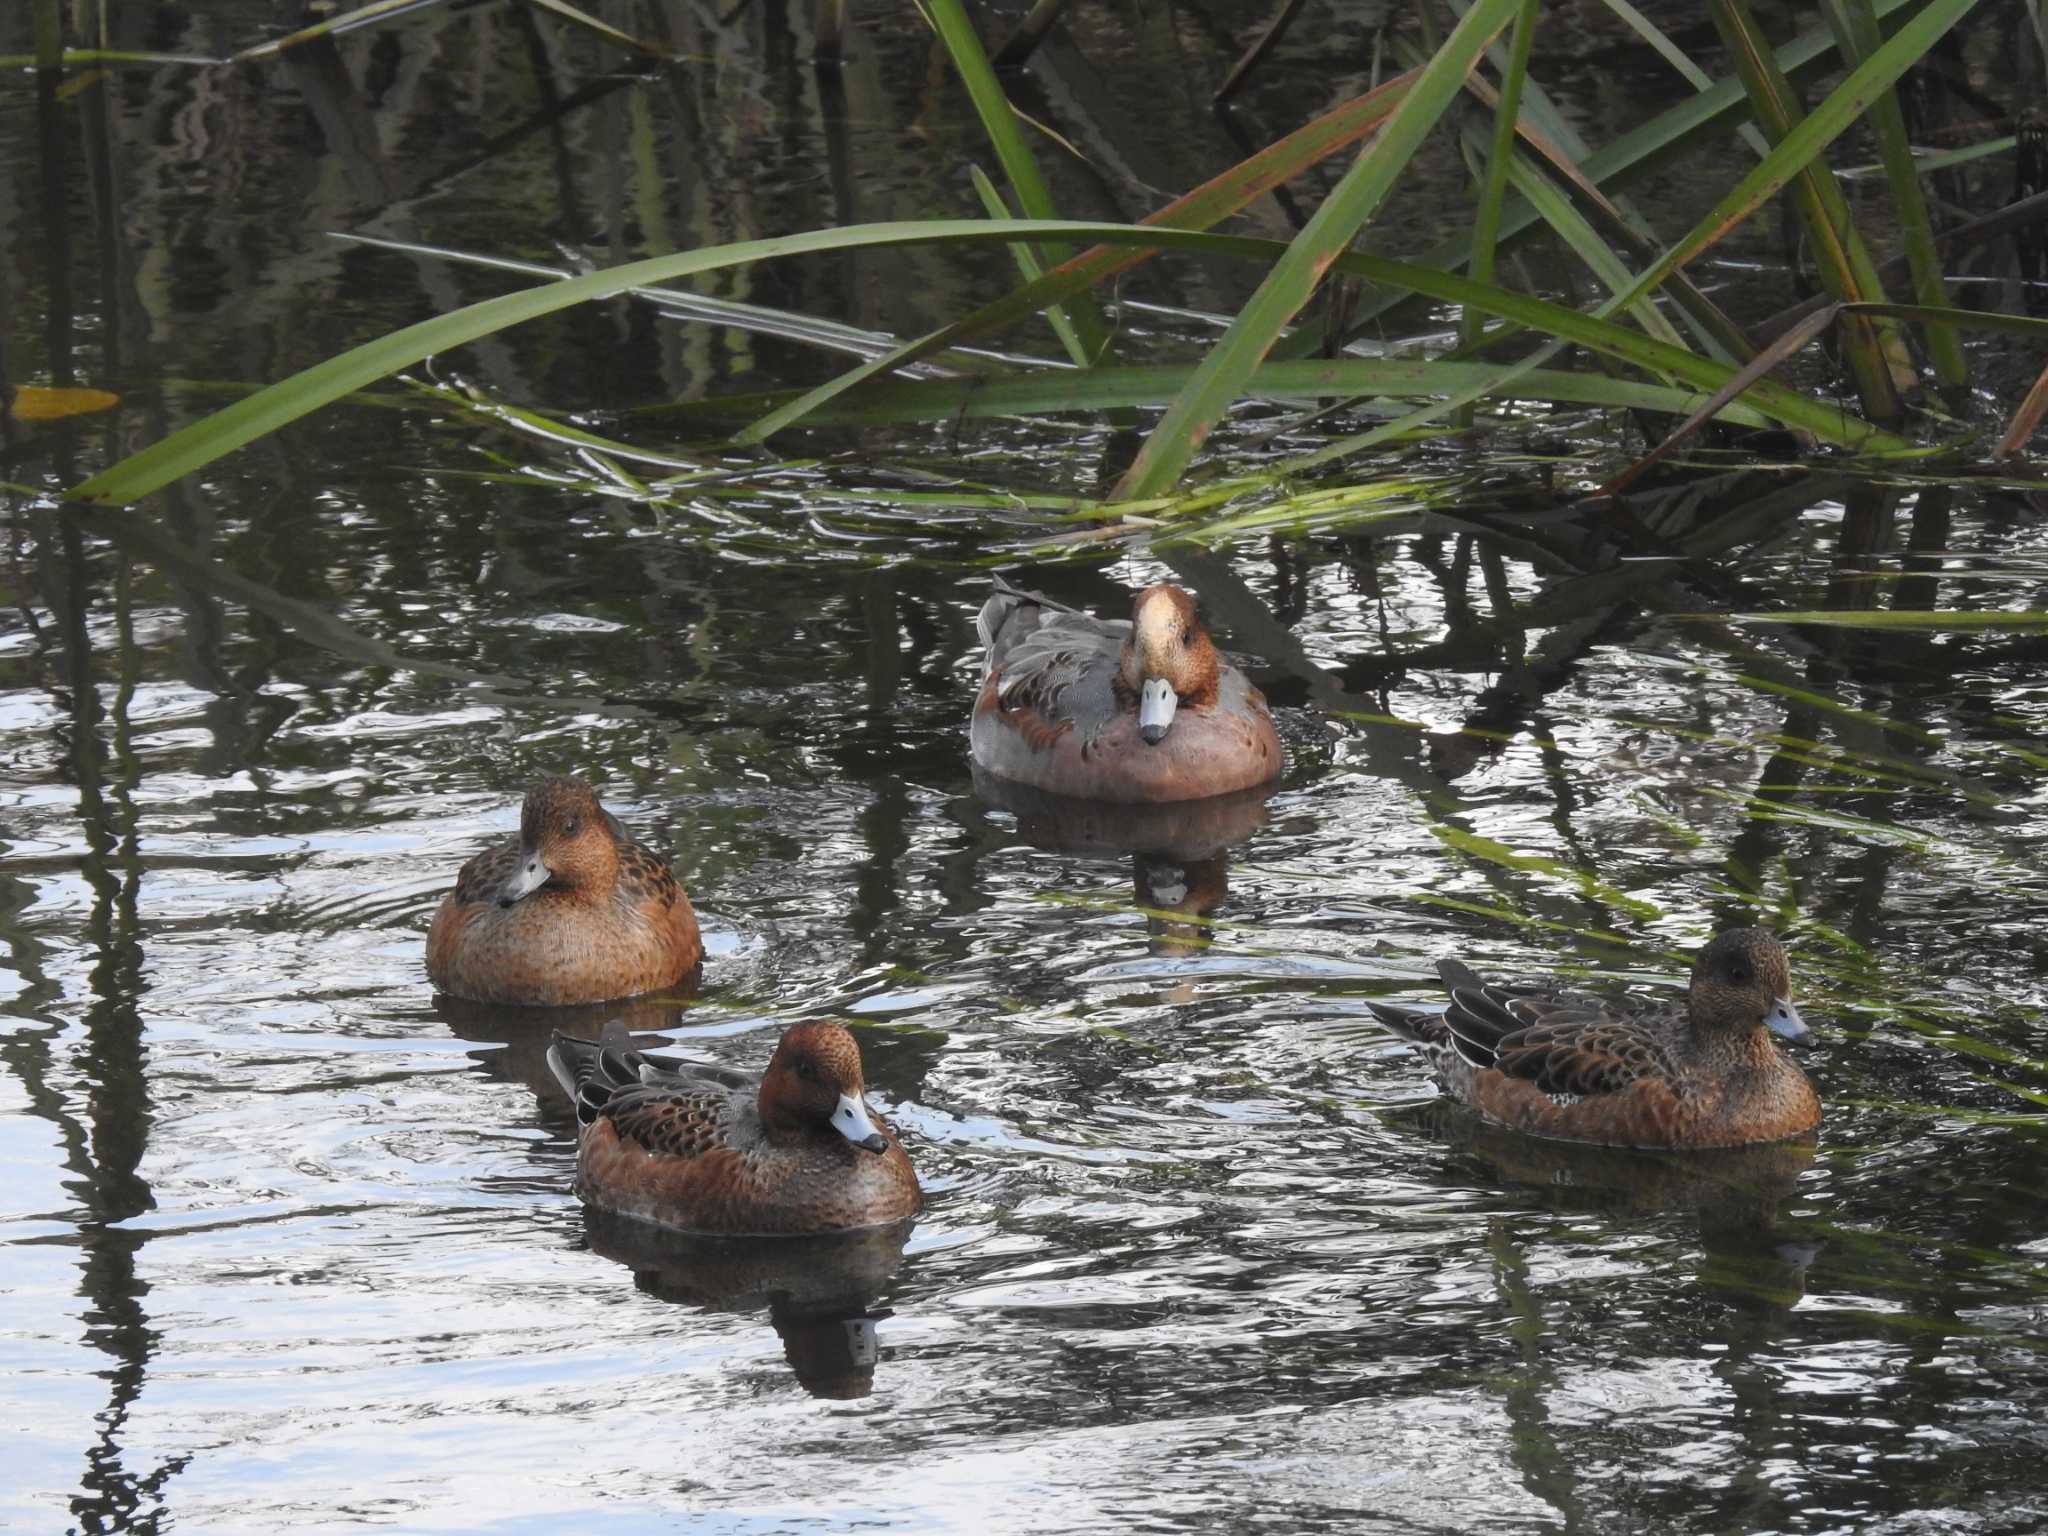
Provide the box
[1121,585,1222,746]
[760,1020,889,1152]
[1690,927,1810,1044]
[498,776,620,908]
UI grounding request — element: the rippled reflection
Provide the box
[583,1214,910,1400]
[972,770,1274,959]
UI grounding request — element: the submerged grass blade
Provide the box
[667,357,1781,428]
[1433,824,1663,922]
[1715,610,2048,630]
[1108,0,1522,500]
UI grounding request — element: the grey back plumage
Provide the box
[977,577,1129,736]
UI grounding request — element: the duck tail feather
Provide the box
[1365,998,1431,1042]
[543,1034,578,1103]
[1441,982,1520,1070]
[545,1030,604,1107]
[977,590,1026,659]
[1436,958,1491,995]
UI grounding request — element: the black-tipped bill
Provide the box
[1138,677,1177,746]
[834,1092,888,1153]
[498,851,550,908]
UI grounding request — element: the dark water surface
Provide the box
[7,6,2048,1533]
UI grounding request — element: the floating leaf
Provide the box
[8,385,121,422]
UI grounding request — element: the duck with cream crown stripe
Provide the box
[971,577,1284,803]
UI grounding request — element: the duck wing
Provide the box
[449,833,519,907]
[588,811,689,916]
[978,581,1127,723]
[547,1023,750,1156]
[1437,959,1680,1100]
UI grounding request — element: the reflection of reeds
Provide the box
[43,0,2048,510]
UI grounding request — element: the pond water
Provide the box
[6,5,2048,1533]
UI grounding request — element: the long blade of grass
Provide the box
[924,0,1107,361]
[335,230,1024,371]
[1822,0,1968,390]
[1841,300,2048,342]
[736,68,1422,443]
[1592,303,1843,497]
[64,220,1209,505]
[667,357,1782,427]
[1109,0,1522,500]
[1996,359,2048,459]
[1710,0,1903,424]
[0,49,223,67]
[1461,0,1538,363]
[969,166,1088,366]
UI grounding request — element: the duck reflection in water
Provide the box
[433,992,692,1114]
[1406,1101,1821,1310]
[973,767,1273,962]
[581,1210,912,1400]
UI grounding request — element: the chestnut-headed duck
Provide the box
[425,776,701,1007]
[971,578,1284,803]
[545,1021,921,1236]
[1368,929,1820,1150]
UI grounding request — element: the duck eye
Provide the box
[1181,626,1194,646]
[562,818,580,838]
[796,1060,817,1082]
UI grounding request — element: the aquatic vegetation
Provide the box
[47,0,2048,529]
